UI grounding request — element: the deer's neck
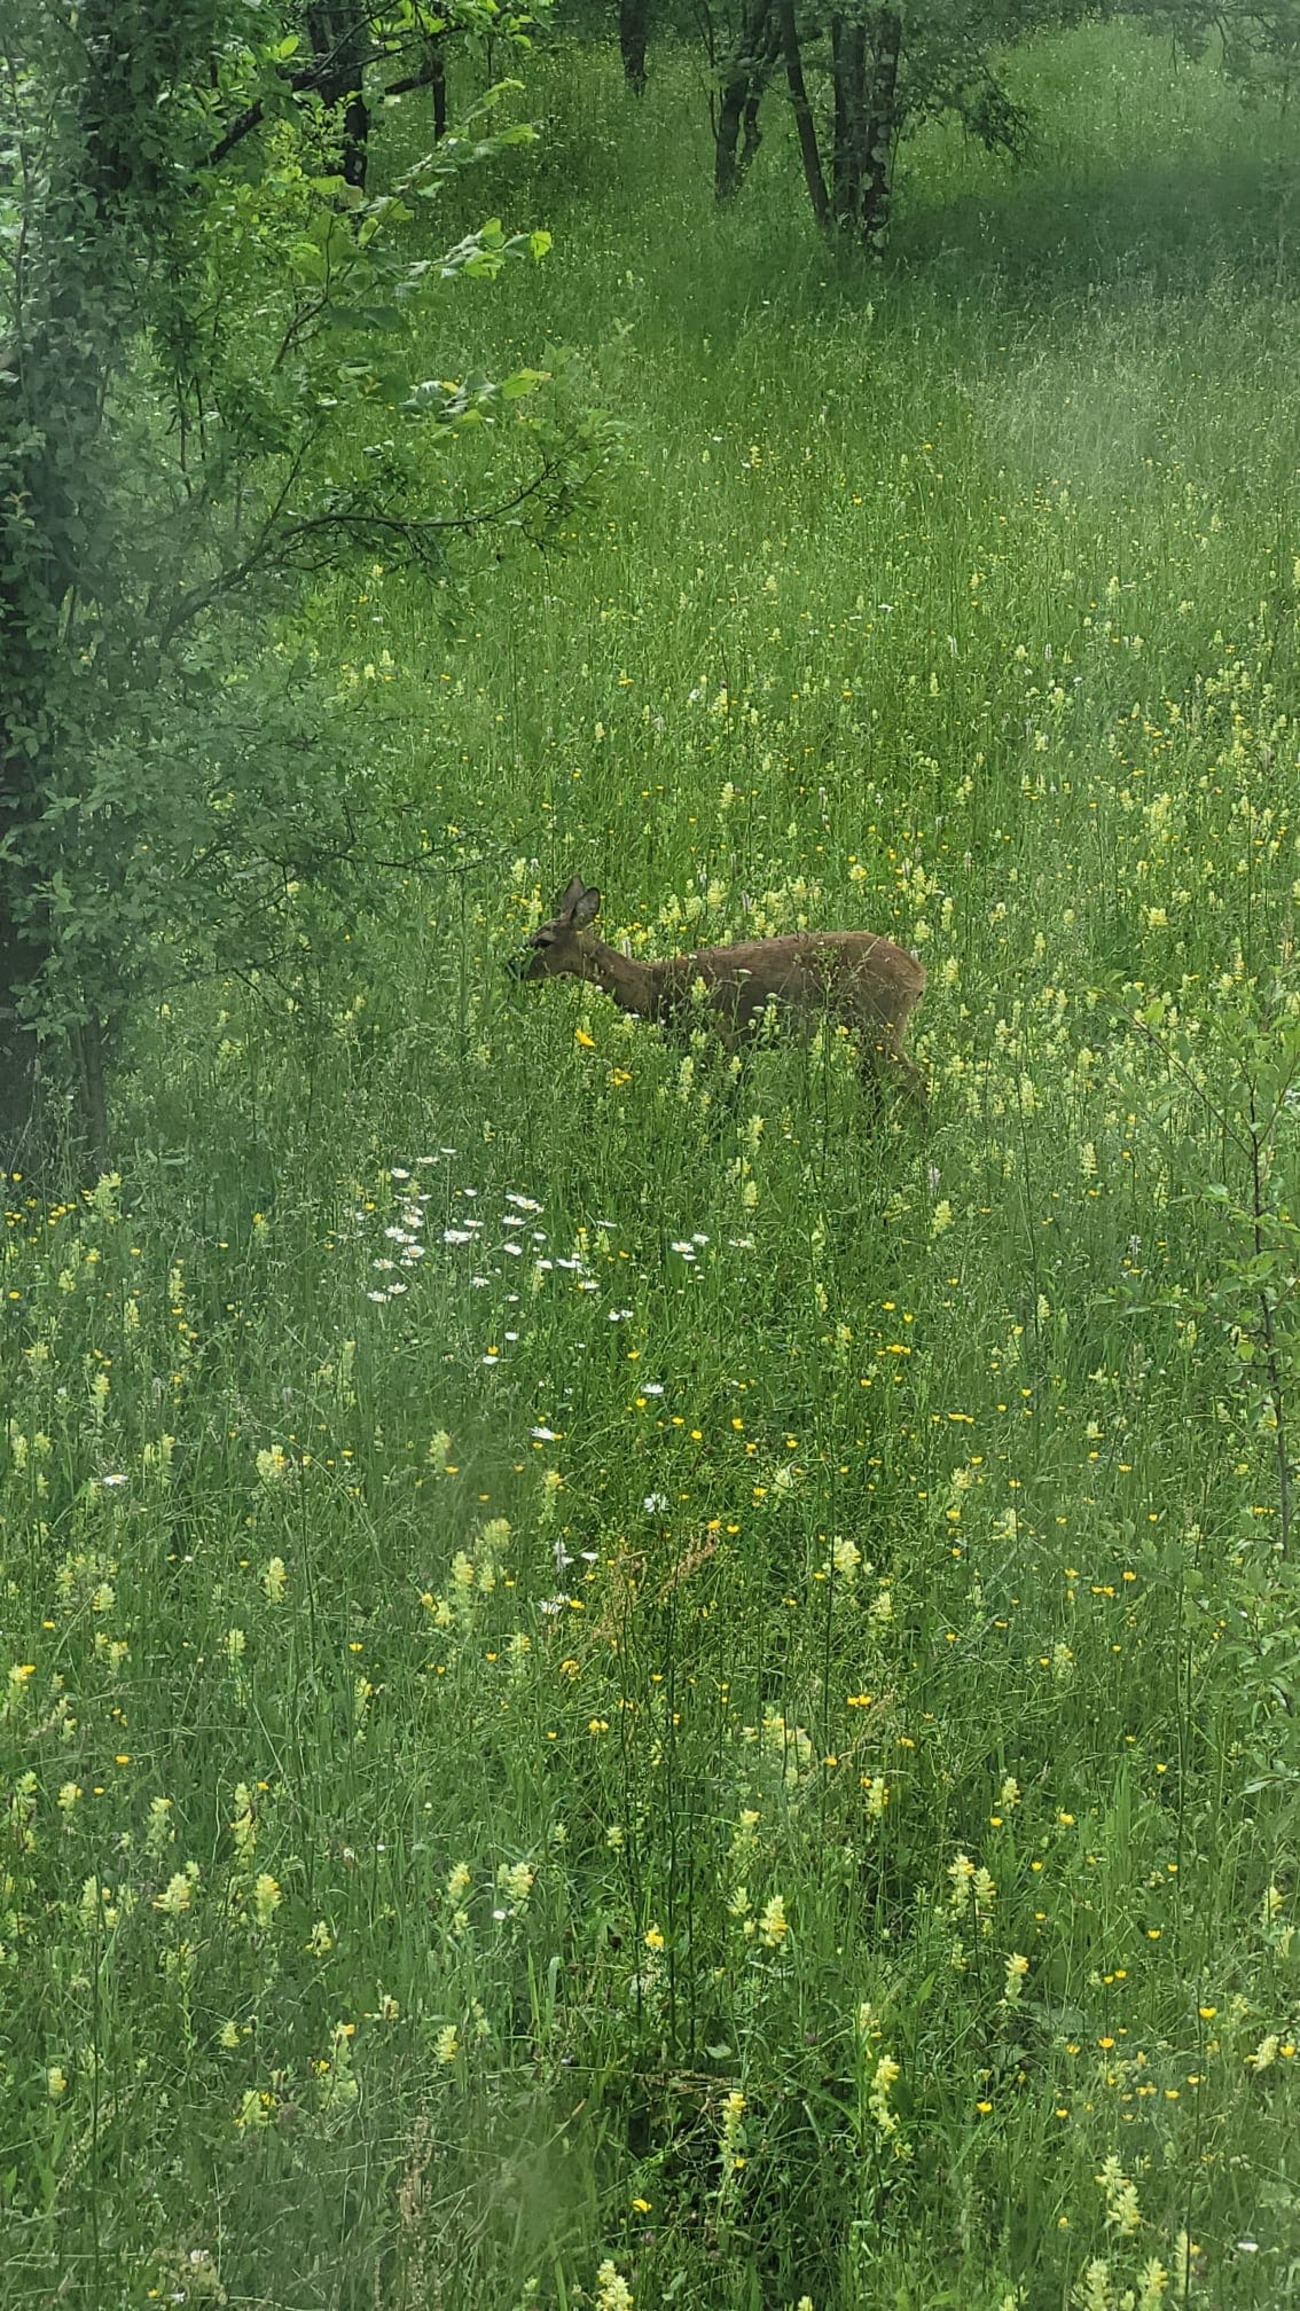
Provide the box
[580,939,677,1019]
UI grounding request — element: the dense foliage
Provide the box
[0,0,603,1160]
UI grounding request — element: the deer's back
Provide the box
[653,931,925,1035]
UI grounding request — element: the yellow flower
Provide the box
[153,1869,194,1917]
[869,2054,901,2138]
[497,1860,535,1913]
[575,1029,597,1050]
[759,1893,789,1947]
[595,2261,632,2311]
[644,1922,666,1952]
[1095,2153,1141,2234]
[252,1873,281,1928]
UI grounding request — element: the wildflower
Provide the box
[434,2024,459,2065]
[252,1873,281,1928]
[1072,2262,1112,2311]
[307,1921,333,1956]
[759,1893,789,1947]
[231,1784,257,1863]
[644,1922,666,1951]
[154,1869,195,1918]
[262,1556,288,1603]
[948,1853,976,1905]
[595,2261,633,2311]
[146,1796,175,1857]
[1170,2233,1197,2298]
[1137,2260,1169,2308]
[868,2053,901,2138]
[80,1875,118,1932]
[497,1860,535,1914]
[999,1776,1021,1809]
[828,1534,861,1580]
[57,1782,82,1813]
[862,1776,889,1819]
[719,2087,747,2168]
[255,1446,288,1485]
[1095,2152,1141,2234]
[1004,1952,1030,2001]
[931,1199,954,1236]
[47,2066,68,2099]
[1248,2033,1279,2071]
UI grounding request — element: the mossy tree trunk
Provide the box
[619,0,652,89]
[715,0,780,199]
[306,3,371,187]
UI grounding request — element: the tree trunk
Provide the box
[0,903,44,1176]
[776,0,828,228]
[619,0,651,89]
[716,0,775,199]
[830,16,867,228]
[307,4,371,189]
[0,0,206,1164]
[861,5,903,249]
[384,37,448,136]
[430,39,448,140]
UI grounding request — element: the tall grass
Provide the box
[4,23,1300,2308]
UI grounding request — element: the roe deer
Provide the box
[511,878,927,1110]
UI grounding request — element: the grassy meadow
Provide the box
[7,21,1300,2306]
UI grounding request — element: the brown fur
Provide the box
[512,878,927,1108]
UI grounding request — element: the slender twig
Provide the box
[160,454,574,638]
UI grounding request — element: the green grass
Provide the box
[6,21,1300,2307]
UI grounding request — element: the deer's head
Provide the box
[511,877,602,981]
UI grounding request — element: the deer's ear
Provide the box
[572,885,601,927]
[554,876,588,917]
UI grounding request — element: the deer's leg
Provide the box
[859,1039,928,1121]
